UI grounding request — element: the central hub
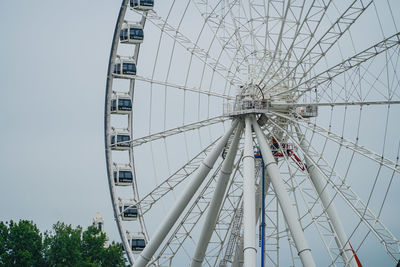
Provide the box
[224,83,270,117]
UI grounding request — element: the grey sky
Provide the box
[0,0,119,236]
[1,1,400,266]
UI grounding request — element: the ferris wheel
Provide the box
[104,0,400,266]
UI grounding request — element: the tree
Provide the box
[0,222,8,266]
[43,222,83,266]
[43,223,126,266]
[0,220,126,267]
[81,226,107,266]
[0,220,44,267]
[101,242,126,267]
[81,226,126,267]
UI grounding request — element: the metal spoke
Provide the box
[192,0,249,77]
[273,32,400,98]
[205,157,244,266]
[137,138,219,215]
[130,116,229,147]
[154,162,223,266]
[265,0,373,93]
[137,9,243,86]
[269,111,400,175]
[105,1,400,266]
[270,120,400,262]
[258,0,333,89]
[119,74,235,99]
[271,100,400,108]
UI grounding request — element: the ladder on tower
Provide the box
[220,204,243,266]
[222,129,236,159]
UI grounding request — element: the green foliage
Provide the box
[0,222,8,266]
[81,226,106,265]
[43,222,83,266]
[0,220,44,267]
[0,220,126,267]
[101,242,126,267]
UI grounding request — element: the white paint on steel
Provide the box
[242,116,257,267]
[296,126,358,267]
[133,120,239,267]
[191,122,243,267]
[251,117,316,267]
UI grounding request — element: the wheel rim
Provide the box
[105,1,400,266]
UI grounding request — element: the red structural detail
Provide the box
[270,141,305,171]
[290,153,305,171]
[349,243,363,267]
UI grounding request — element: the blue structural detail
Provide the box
[261,158,265,267]
[254,151,265,267]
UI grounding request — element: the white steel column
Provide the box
[296,126,358,267]
[191,123,243,267]
[232,185,264,267]
[232,236,244,267]
[243,116,257,267]
[133,120,239,267]
[251,118,316,267]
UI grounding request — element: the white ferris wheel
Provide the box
[104,0,400,266]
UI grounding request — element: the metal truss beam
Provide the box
[139,9,243,86]
[259,0,332,89]
[191,123,242,267]
[126,74,234,99]
[274,32,400,98]
[153,157,243,266]
[192,0,248,76]
[154,163,223,266]
[137,139,218,215]
[267,136,343,265]
[270,111,400,175]
[304,144,400,262]
[296,126,358,267]
[133,121,239,267]
[273,100,400,107]
[271,120,400,262]
[252,116,316,267]
[268,0,372,93]
[131,116,229,147]
[220,201,243,267]
[204,160,244,266]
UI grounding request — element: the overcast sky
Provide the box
[1,1,400,266]
[0,0,120,237]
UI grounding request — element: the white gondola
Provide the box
[111,92,132,114]
[120,23,144,44]
[129,0,154,11]
[127,232,146,253]
[113,57,136,77]
[113,164,133,186]
[119,200,138,221]
[110,128,131,150]
[296,105,318,118]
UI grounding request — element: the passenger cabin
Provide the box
[119,202,138,221]
[296,105,318,118]
[130,0,154,11]
[113,165,133,186]
[120,23,144,44]
[113,58,136,76]
[131,238,146,252]
[111,94,132,114]
[110,129,131,150]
